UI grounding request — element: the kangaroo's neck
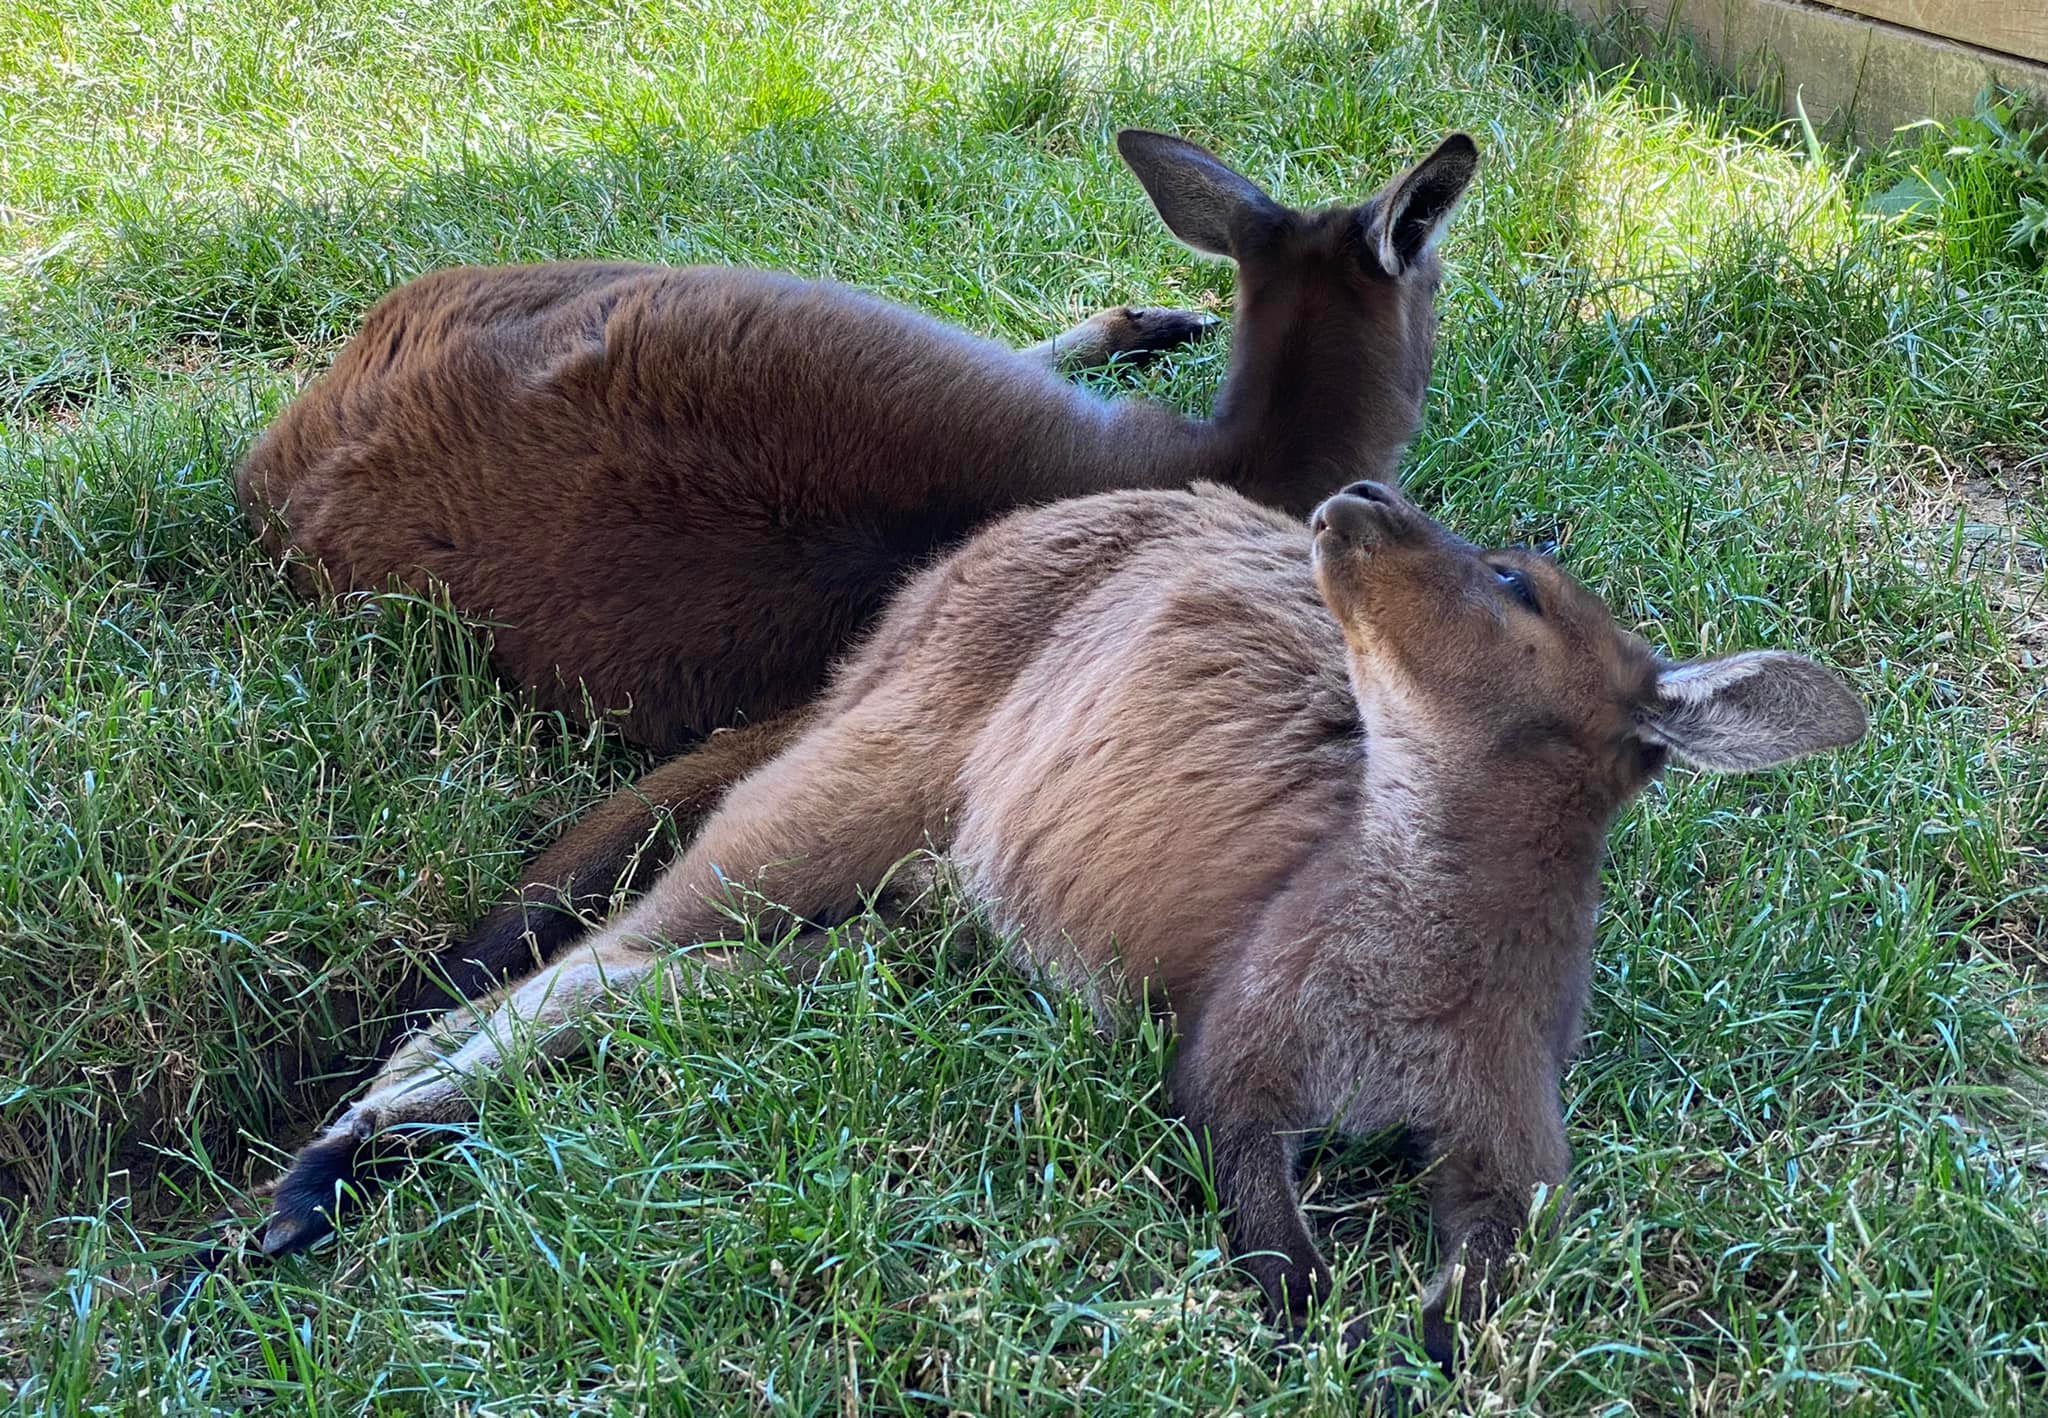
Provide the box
[1101,301,1424,516]
[1351,724,1614,966]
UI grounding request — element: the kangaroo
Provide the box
[241,127,1480,1021]
[259,480,1866,1372]
[237,130,1473,755]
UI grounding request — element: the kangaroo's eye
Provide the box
[1496,567,1541,614]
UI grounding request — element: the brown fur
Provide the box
[262,482,1866,1373]
[236,130,1477,755]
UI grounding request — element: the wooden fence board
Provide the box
[1825,0,2048,66]
[1563,0,2048,140]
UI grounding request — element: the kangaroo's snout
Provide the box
[1310,481,1419,545]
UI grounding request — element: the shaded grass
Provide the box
[3,0,2046,1411]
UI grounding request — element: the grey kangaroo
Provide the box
[260,480,1866,1372]
[236,127,1482,1019]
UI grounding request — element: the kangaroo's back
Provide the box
[240,262,1132,748]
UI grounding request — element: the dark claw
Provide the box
[1340,1314,1374,1353]
[1421,1310,1457,1376]
[1372,1376,1431,1417]
[156,1230,242,1320]
[1116,307,1222,362]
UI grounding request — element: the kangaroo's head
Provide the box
[1308,481,1868,829]
[1116,128,1479,512]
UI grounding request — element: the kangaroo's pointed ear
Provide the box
[1637,651,1867,773]
[1361,132,1478,277]
[1116,129,1286,259]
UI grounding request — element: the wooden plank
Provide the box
[1562,0,2048,141]
[1825,0,2048,66]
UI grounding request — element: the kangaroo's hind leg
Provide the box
[388,709,814,1043]
[261,706,941,1256]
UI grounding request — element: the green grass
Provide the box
[4,0,2046,1410]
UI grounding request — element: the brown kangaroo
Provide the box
[239,127,1480,1021]
[237,130,1474,754]
[260,481,1866,1372]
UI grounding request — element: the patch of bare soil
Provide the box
[1897,444,2047,677]
[1886,443,2047,978]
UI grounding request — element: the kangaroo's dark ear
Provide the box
[1117,129,1286,259]
[1361,132,1478,277]
[1638,651,1867,773]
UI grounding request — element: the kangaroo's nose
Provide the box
[1339,480,1397,504]
[1313,487,1398,542]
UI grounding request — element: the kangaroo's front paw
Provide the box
[1094,305,1221,362]
[1371,1374,1437,1417]
[261,1108,394,1257]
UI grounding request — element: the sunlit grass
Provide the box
[3,0,2045,1411]
[1558,81,1856,303]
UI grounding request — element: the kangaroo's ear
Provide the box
[1117,129,1286,259]
[1361,132,1478,277]
[1638,651,1867,773]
